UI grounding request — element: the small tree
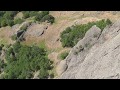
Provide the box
[40,15,55,24]
[22,11,30,19]
[7,20,14,27]
[1,19,7,27]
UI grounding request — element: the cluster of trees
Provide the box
[0,11,55,28]
[0,11,22,27]
[60,19,112,47]
[22,11,55,24]
[1,42,53,79]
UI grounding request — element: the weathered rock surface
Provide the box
[59,19,120,79]
[24,23,48,37]
[56,60,67,76]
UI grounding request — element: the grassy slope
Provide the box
[1,11,120,77]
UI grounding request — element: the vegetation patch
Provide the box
[0,42,53,79]
[60,19,112,47]
[59,51,69,60]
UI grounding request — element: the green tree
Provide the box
[41,15,55,24]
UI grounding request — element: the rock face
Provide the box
[59,19,120,79]
[24,23,48,37]
[56,60,67,76]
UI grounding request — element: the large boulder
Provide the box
[59,20,120,79]
[24,23,48,37]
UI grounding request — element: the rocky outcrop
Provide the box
[59,19,120,79]
[56,60,67,76]
[24,23,48,37]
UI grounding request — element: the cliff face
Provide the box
[59,19,120,79]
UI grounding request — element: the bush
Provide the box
[6,20,14,27]
[106,19,112,25]
[22,11,30,19]
[34,13,44,21]
[35,11,49,22]
[41,11,49,16]
[29,11,39,17]
[1,19,7,27]
[60,19,112,47]
[14,18,24,24]
[41,15,55,24]
[59,51,69,60]
[4,43,52,79]
[0,11,19,27]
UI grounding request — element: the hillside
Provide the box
[0,11,120,79]
[59,19,120,79]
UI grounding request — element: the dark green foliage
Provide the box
[6,20,14,27]
[41,15,55,24]
[106,19,112,25]
[0,46,2,51]
[0,11,19,27]
[0,11,54,27]
[0,44,4,51]
[4,42,52,79]
[41,11,49,16]
[22,11,30,19]
[1,19,7,27]
[60,19,112,47]
[60,51,69,60]
[0,11,6,17]
[34,11,54,24]
[29,11,39,17]
[14,18,24,24]
[1,44,4,48]
[22,11,39,19]
[34,12,45,21]
[0,60,6,73]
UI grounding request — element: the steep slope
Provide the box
[1,11,120,78]
[59,19,120,79]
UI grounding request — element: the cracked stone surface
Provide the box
[59,19,120,79]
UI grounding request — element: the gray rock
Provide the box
[59,20,120,79]
[24,24,48,37]
[56,60,67,76]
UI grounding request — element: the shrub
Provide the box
[41,11,49,16]
[22,11,30,19]
[35,11,49,22]
[29,11,39,17]
[106,19,112,25]
[59,51,69,60]
[60,19,112,47]
[4,43,52,79]
[0,11,19,27]
[34,13,44,21]
[14,18,24,24]
[41,15,55,24]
